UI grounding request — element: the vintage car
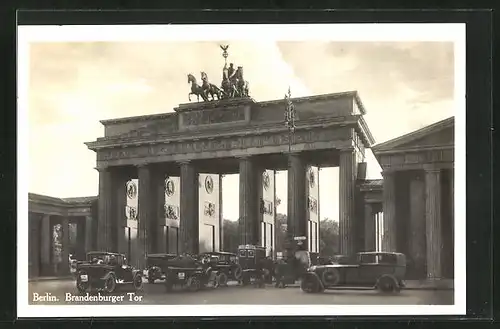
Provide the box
[237,245,271,287]
[300,252,407,294]
[144,253,178,284]
[274,249,313,288]
[199,251,242,286]
[75,251,143,294]
[162,254,213,292]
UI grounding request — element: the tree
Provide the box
[222,219,239,253]
[319,218,340,256]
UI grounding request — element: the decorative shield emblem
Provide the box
[126,180,137,199]
[262,171,270,190]
[204,202,216,217]
[205,176,214,194]
[127,206,137,220]
[308,169,316,188]
[165,178,175,197]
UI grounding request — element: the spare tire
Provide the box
[321,268,340,286]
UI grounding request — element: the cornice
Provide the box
[86,115,360,151]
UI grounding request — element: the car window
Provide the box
[239,250,247,257]
[248,250,255,258]
[360,254,377,264]
[377,254,397,264]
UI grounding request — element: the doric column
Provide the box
[115,173,128,254]
[425,167,443,280]
[287,153,307,239]
[61,217,70,275]
[179,161,199,254]
[409,173,426,278]
[382,171,397,251]
[219,174,224,251]
[339,149,356,255]
[137,164,155,268]
[156,173,166,253]
[97,167,114,251]
[40,214,51,275]
[84,215,93,254]
[364,203,375,251]
[239,156,260,245]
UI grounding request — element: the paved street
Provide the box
[28,279,454,305]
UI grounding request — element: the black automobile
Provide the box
[274,249,313,288]
[162,254,213,292]
[145,253,178,284]
[199,251,242,286]
[301,252,407,294]
[237,245,271,287]
[75,251,143,294]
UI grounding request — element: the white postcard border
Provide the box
[17,23,466,317]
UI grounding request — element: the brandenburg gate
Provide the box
[84,46,375,268]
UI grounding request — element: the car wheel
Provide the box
[216,272,228,287]
[133,274,144,291]
[104,274,117,293]
[301,276,320,293]
[321,268,340,287]
[233,265,243,281]
[187,276,201,292]
[377,275,398,293]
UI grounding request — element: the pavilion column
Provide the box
[425,167,443,280]
[382,171,397,252]
[137,164,155,268]
[61,217,70,275]
[364,203,376,251]
[339,149,356,255]
[40,214,51,276]
[287,153,307,240]
[239,156,260,245]
[409,173,426,278]
[179,161,199,254]
[84,215,93,254]
[97,167,114,251]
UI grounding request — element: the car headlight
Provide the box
[308,266,317,272]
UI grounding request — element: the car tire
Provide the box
[216,272,228,287]
[301,276,321,293]
[321,268,340,287]
[377,275,398,293]
[104,274,117,293]
[187,276,201,292]
[133,274,144,291]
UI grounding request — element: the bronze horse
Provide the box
[200,72,223,101]
[187,73,208,102]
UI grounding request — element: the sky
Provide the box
[27,40,455,222]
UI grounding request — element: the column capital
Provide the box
[94,166,109,172]
[135,162,151,169]
[339,147,355,153]
[177,159,192,166]
[424,165,442,173]
[381,170,395,178]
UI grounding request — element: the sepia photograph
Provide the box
[17,23,465,317]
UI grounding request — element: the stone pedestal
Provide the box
[409,174,426,278]
[179,161,199,254]
[382,171,397,252]
[339,149,356,255]
[425,168,442,280]
[364,203,375,251]
[40,214,51,276]
[97,167,114,251]
[239,156,260,245]
[287,153,307,239]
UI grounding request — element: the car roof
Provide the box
[202,251,237,256]
[358,251,405,256]
[87,251,123,256]
[147,253,178,257]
